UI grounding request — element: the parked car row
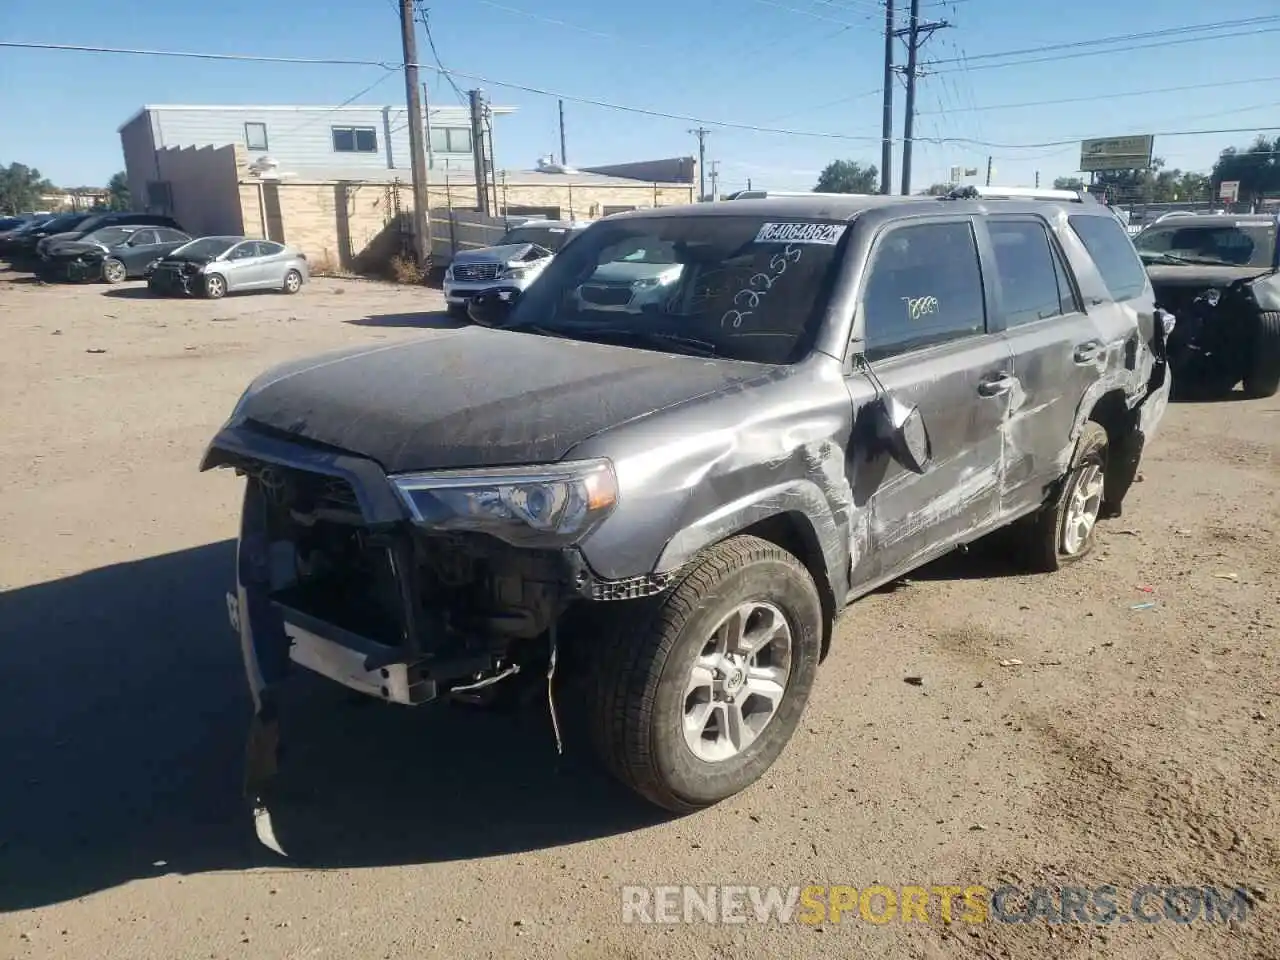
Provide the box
[0,212,311,298]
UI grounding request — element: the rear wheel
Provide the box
[1242,311,1280,399]
[204,273,227,299]
[588,535,823,813]
[102,258,127,284]
[282,269,303,295]
[1021,422,1109,573]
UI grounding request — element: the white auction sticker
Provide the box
[754,222,847,245]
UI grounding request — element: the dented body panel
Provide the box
[204,192,1169,717]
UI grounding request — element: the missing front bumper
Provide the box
[227,590,438,705]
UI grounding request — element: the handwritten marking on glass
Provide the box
[721,245,802,328]
[902,295,939,321]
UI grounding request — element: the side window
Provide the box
[229,243,256,260]
[158,229,189,244]
[988,219,1070,328]
[1068,214,1147,302]
[257,241,285,256]
[861,221,987,361]
[129,229,158,246]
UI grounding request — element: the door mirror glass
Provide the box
[466,288,519,327]
[873,392,932,474]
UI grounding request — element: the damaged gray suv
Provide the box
[203,186,1171,815]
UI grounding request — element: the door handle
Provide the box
[978,373,1015,397]
[1073,340,1104,364]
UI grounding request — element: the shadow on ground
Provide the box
[0,542,662,913]
[345,311,467,330]
[101,286,165,299]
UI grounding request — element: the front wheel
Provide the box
[204,273,227,299]
[1242,311,1280,399]
[1021,421,1109,573]
[588,535,823,813]
[102,258,127,284]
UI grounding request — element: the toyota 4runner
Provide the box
[203,186,1171,816]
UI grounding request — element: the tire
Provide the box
[282,269,303,295]
[1021,421,1109,573]
[204,273,227,299]
[101,258,127,284]
[1242,311,1280,399]
[588,535,823,813]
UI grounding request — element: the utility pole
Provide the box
[1035,170,1040,189]
[690,127,710,200]
[747,177,753,191]
[468,89,489,215]
[880,0,894,194]
[986,156,993,186]
[399,0,431,264]
[558,99,568,166]
[894,0,950,195]
[708,160,720,201]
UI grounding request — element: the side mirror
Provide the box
[467,288,519,327]
[873,393,932,474]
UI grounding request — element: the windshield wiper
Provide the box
[569,326,721,357]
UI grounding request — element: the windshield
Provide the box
[36,213,87,233]
[505,215,849,363]
[498,224,577,252]
[86,226,136,247]
[1134,221,1277,267]
[170,237,238,259]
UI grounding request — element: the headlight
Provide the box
[501,264,531,279]
[392,458,619,546]
[444,265,453,280]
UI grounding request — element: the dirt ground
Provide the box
[0,266,1275,960]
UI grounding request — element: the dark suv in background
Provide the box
[203,186,1170,818]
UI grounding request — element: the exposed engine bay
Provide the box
[231,454,633,709]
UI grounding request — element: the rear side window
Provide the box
[1069,214,1147,302]
[861,221,987,361]
[256,241,285,256]
[988,219,1083,327]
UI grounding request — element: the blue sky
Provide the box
[2,0,1278,192]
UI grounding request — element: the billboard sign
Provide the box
[1219,180,1240,203]
[1080,135,1155,172]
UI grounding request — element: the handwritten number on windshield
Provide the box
[721,244,802,328]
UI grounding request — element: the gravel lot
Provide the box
[1,265,1276,960]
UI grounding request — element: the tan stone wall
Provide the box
[232,176,697,270]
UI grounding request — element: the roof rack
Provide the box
[943,185,1098,204]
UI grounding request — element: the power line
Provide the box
[278,68,399,135]
[930,15,1280,66]
[918,74,1280,115]
[415,3,466,104]
[5,39,1280,152]
[933,24,1280,74]
[0,39,400,67]
[752,0,884,31]
[475,0,660,47]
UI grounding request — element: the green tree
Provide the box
[1212,135,1280,204]
[1053,176,1085,191]
[0,162,54,215]
[107,171,130,211]
[814,160,879,194]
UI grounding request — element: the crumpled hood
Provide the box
[230,326,771,474]
[451,242,538,265]
[587,261,682,284]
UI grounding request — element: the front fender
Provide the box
[652,479,849,600]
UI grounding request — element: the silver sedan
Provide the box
[147,236,310,299]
